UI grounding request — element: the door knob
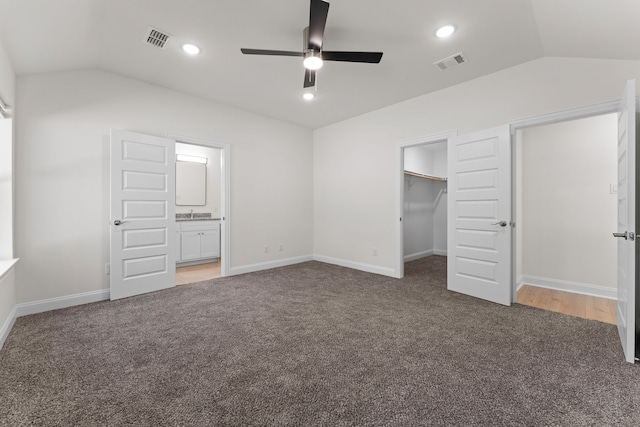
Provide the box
[613,231,635,241]
[113,220,127,226]
[492,221,508,227]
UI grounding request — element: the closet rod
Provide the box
[404,171,447,182]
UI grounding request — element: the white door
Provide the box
[110,129,176,300]
[447,126,512,305]
[615,80,636,363]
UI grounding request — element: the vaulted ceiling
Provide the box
[0,0,638,129]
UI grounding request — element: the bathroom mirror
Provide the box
[176,161,206,206]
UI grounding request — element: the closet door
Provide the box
[447,125,511,306]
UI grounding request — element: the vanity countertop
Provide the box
[176,213,220,222]
[176,217,221,222]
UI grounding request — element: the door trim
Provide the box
[168,134,231,278]
[508,98,638,303]
[395,131,457,279]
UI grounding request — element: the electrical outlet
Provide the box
[373,247,378,256]
[279,243,283,252]
[105,263,110,275]
[264,245,269,253]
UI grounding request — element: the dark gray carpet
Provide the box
[1,256,639,426]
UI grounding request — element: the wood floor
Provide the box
[516,285,616,325]
[176,261,221,285]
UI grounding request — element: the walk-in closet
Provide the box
[403,142,448,262]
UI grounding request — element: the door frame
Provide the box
[395,131,458,279]
[508,99,623,303]
[168,134,231,278]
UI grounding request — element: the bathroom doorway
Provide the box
[171,135,230,285]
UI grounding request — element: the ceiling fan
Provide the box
[240,0,383,89]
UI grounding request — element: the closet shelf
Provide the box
[404,170,447,182]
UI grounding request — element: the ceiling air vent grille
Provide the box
[434,52,467,71]
[145,27,171,49]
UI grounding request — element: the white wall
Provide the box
[0,269,16,347]
[314,57,640,275]
[15,69,313,303]
[403,176,435,259]
[432,181,447,254]
[520,114,618,288]
[175,143,221,217]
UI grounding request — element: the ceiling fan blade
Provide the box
[322,51,383,63]
[308,0,329,50]
[303,69,316,88]
[240,48,303,57]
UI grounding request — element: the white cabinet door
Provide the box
[110,129,176,300]
[180,231,202,261]
[200,230,219,258]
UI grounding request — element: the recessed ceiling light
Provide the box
[302,93,315,101]
[435,25,456,38]
[182,43,201,55]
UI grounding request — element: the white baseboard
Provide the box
[313,255,396,278]
[519,275,616,300]
[404,249,447,262]
[1,289,110,350]
[404,250,433,262]
[16,289,110,317]
[177,257,219,268]
[0,305,17,350]
[229,255,314,276]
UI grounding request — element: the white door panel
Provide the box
[448,126,511,306]
[110,129,176,300]
[615,80,636,363]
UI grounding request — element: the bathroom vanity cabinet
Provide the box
[176,220,220,264]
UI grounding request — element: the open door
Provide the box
[447,126,511,305]
[614,80,636,363]
[110,129,176,300]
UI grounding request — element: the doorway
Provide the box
[396,132,455,278]
[513,113,618,324]
[172,136,230,285]
[110,130,230,300]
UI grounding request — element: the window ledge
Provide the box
[0,258,19,282]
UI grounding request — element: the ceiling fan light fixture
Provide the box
[182,43,201,55]
[435,25,456,38]
[303,52,323,70]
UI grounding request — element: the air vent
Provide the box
[434,52,467,71]
[145,27,171,49]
